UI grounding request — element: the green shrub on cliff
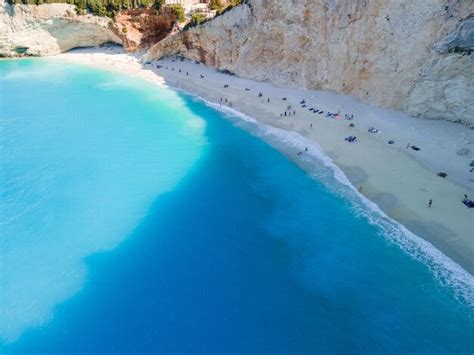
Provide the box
[214,0,243,16]
[190,13,207,26]
[209,0,222,11]
[167,4,184,23]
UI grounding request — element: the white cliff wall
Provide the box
[0,0,121,57]
[146,0,474,126]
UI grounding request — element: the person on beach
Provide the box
[268,98,270,103]
[428,199,433,208]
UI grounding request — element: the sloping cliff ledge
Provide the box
[145,0,474,126]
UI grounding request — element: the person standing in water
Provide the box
[428,199,433,208]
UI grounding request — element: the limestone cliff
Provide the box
[145,0,474,126]
[0,0,121,57]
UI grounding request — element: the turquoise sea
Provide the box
[0,59,473,353]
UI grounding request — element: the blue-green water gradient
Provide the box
[0,59,473,353]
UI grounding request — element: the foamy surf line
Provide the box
[195,98,474,309]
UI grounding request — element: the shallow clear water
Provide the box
[0,59,473,354]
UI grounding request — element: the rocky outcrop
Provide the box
[436,16,474,55]
[114,8,178,52]
[0,0,121,57]
[145,0,474,126]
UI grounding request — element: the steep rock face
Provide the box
[114,8,178,52]
[0,0,121,57]
[146,0,474,126]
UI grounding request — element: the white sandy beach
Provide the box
[57,46,474,274]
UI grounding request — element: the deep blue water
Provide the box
[0,59,473,354]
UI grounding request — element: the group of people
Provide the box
[326,111,340,118]
[345,136,357,143]
[297,147,309,156]
[219,97,232,107]
[299,100,330,117]
[158,61,427,155]
[157,64,190,76]
[280,104,296,117]
[310,108,325,115]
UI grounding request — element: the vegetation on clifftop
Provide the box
[183,0,244,30]
[6,0,167,17]
[210,0,242,13]
[6,0,245,23]
[167,3,184,23]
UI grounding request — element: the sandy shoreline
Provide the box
[55,46,473,275]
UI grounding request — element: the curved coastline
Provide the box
[53,47,474,305]
[202,101,474,309]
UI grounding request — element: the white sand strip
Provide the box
[56,46,473,275]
